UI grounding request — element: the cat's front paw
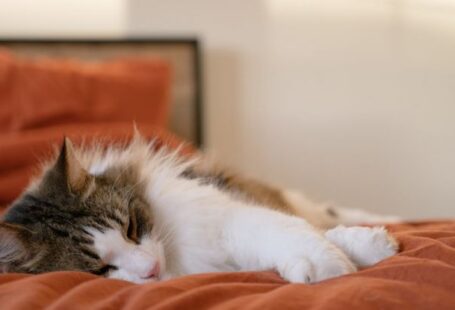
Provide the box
[325,225,399,267]
[277,245,356,284]
[278,257,314,284]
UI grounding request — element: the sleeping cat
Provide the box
[0,135,399,283]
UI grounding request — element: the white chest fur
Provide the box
[150,180,239,278]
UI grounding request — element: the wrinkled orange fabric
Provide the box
[0,50,170,132]
[0,221,452,309]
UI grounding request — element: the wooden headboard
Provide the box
[0,38,203,146]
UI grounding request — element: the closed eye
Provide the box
[93,264,117,276]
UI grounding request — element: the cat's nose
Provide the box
[143,262,160,279]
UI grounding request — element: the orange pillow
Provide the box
[0,50,171,132]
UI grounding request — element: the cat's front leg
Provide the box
[222,206,356,283]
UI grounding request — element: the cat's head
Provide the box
[0,138,165,283]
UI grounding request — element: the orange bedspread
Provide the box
[0,125,454,309]
[0,221,453,309]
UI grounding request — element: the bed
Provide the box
[0,39,454,310]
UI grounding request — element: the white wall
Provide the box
[1,0,454,218]
[128,0,455,219]
[0,0,126,37]
[127,0,269,180]
[261,0,455,219]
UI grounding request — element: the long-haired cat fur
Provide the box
[0,134,399,283]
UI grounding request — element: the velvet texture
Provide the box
[0,50,170,132]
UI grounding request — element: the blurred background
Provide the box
[1,0,454,218]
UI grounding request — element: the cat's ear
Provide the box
[53,137,94,196]
[0,223,31,267]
